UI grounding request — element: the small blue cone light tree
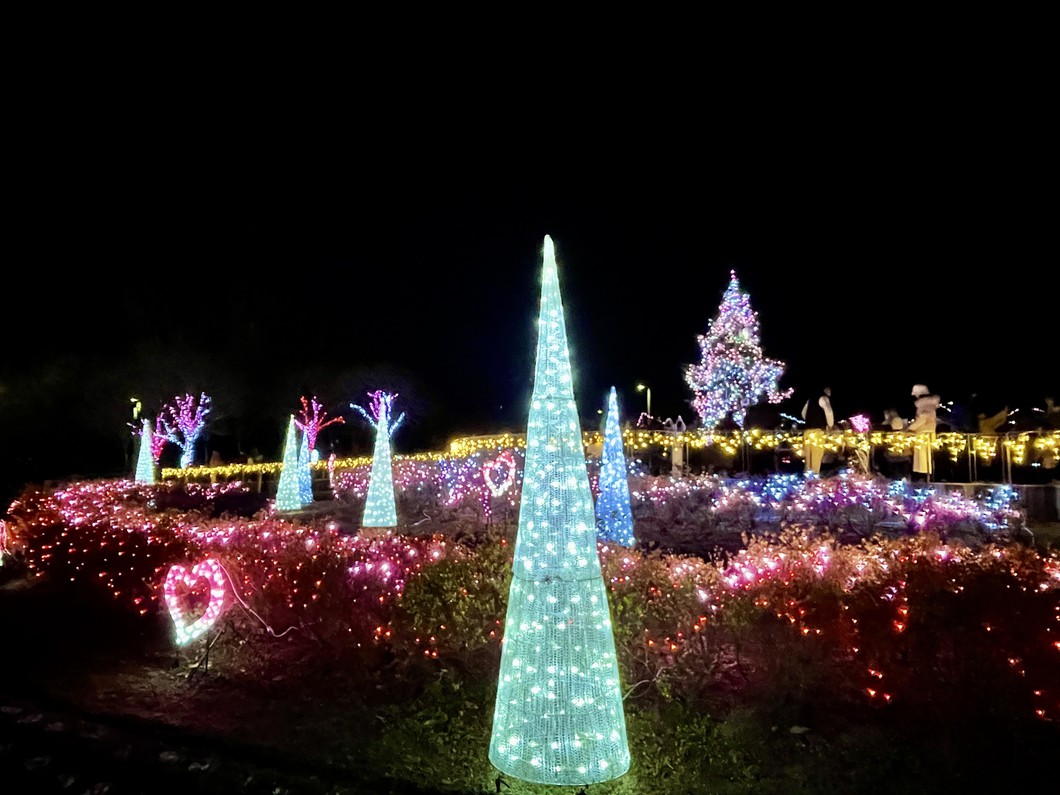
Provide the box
[297,433,314,505]
[275,415,303,512]
[595,386,635,547]
[134,417,156,484]
[352,391,405,528]
[489,235,631,785]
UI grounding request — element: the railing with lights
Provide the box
[160,428,1060,485]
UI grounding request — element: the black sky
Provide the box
[3,80,1056,498]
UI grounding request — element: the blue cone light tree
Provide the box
[353,391,405,528]
[489,235,631,785]
[134,418,156,484]
[595,387,635,547]
[297,433,314,505]
[275,415,303,512]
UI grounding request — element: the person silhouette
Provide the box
[801,386,835,475]
[908,384,940,483]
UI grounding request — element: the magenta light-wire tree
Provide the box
[128,415,167,469]
[293,395,344,461]
[160,392,212,469]
[352,391,405,528]
[684,270,792,434]
[151,416,167,463]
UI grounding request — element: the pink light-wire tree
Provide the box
[151,416,167,463]
[293,395,344,461]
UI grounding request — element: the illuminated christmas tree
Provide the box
[275,415,302,512]
[134,418,156,484]
[595,387,635,547]
[685,270,792,433]
[489,235,631,786]
[352,391,405,528]
[297,433,314,505]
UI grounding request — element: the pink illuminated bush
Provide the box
[5,471,1055,726]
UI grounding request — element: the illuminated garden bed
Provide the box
[2,464,1057,794]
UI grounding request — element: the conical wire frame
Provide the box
[275,416,303,512]
[361,404,398,527]
[595,386,635,546]
[489,236,631,785]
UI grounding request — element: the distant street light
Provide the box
[130,397,142,421]
[636,383,651,418]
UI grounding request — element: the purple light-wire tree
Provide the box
[160,392,213,469]
[351,391,406,528]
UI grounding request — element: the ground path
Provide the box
[0,690,460,795]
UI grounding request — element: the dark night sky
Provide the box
[3,85,1055,500]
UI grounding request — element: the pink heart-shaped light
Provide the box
[482,450,517,497]
[163,558,227,646]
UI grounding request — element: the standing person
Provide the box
[908,384,940,482]
[1039,396,1059,471]
[977,404,1010,435]
[882,408,906,431]
[1042,396,1060,429]
[801,386,835,475]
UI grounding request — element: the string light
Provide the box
[685,270,792,433]
[489,235,631,786]
[595,387,635,547]
[6,478,459,635]
[354,391,403,528]
[160,428,1058,485]
[298,432,314,506]
[151,416,167,463]
[482,450,517,497]
[7,467,1057,722]
[275,416,303,512]
[134,418,156,484]
[159,393,212,470]
[163,558,227,646]
[293,395,344,456]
